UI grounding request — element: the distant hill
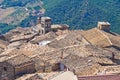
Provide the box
[44,0,120,34]
[0,0,120,34]
[0,0,42,34]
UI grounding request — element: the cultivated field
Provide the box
[0,7,15,21]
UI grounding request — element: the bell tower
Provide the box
[41,17,51,33]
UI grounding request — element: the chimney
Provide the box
[97,22,110,32]
[37,17,41,24]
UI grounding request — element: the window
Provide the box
[3,67,7,71]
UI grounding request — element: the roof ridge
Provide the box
[95,28,113,46]
[6,54,28,62]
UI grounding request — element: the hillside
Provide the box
[0,0,120,34]
[0,0,42,34]
[44,0,120,34]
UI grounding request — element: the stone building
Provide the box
[81,27,120,49]
[35,16,69,34]
[0,54,35,80]
[51,24,69,32]
[0,39,9,49]
[37,17,41,24]
[97,22,110,32]
[41,17,51,33]
[78,75,120,80]
[36,17,52,34]
[31,50,66,73]
[61,54,100,76]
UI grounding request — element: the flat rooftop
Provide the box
[41,17,51,20]
[98,22,110,25]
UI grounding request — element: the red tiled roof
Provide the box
[78,75,120,80]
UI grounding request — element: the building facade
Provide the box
[0,62,14,80]
[41,17,52,34]
[0,54,35,80]
[97,22,110,32]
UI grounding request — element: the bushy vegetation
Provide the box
[1,0,34,8]
[44,0,120,34]
[19,15,37,27]
[0,0,120,34]
[0,0,41,34]
[0,23,16,34]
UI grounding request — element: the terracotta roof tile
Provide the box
[78,75,120,80]
[6,54,32,66]
[81,28,120,48]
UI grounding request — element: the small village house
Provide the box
[0,54,35,80]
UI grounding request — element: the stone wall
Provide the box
[0,62,15,80]
[15,61,35,78]
[97,22,110,32]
